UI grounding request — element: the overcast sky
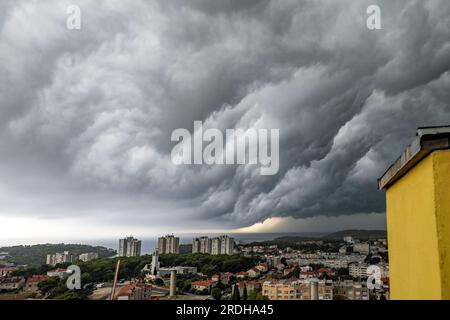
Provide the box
[1,0,450,243]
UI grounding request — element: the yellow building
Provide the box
[379,126,450,300]
[262,280,333,300]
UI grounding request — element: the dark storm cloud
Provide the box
[0,0,450,229]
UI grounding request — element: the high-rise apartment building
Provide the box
[158,235,179,254]
[46,251,76,266]
[192,236,211,254]
[79,252,99,262]
[211,237,221,255]
[119,236,142,257]
[194,235,234,255]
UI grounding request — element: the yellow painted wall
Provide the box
[386,150,450,300]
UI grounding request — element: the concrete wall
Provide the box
[386,150,450,299]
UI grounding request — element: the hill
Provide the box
[0,243,116,267]
[322,230,387,240]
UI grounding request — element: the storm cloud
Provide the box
[1,0,450,232]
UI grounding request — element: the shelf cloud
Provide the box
[1,0,450,233]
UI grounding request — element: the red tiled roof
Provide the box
[192,280,217,287]
[238,280,260,288]
[48,268,67,273]
[116,285,133,297]
[27,275,48,283]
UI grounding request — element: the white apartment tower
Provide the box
[119,236,142,257]
[197,235,234,255]
[158,235,180,254]
[192,236,211,254]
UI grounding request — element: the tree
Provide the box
[153,278,164,286]
[38,277,60,295]
[232,284,240,300]
[248,290,258,300]
[242,285,248,300]
[211,288,222,300]
[333,294,348,300]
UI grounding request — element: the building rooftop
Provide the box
[378,126,450,190]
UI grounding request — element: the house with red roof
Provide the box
[255,263,269,273]
[236,271,248,279]
[247,268,261,278]
[47,268,68,278]
[192,280,217,293]
[25,275,48,292]
[115,283,152,300]
[284,267,295,276]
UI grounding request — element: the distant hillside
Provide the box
[0,243,116,267]
[272,236,315,242]
[322,230,387,240]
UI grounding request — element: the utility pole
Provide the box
[110,259,121,300]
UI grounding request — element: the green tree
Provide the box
[211,288,222,300]
[153,278,164,286]
[232,284,240,300]
[248,290,258,300]
[38,277,60,295]
[242,285,248,300]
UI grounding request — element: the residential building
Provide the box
[115,282,152,300]
[247,267,261,278]
[158,235,179,254]
[220,235,234,255]
[200,235,235,255]
[255,263,269,273]
[344,236,354,244]
[0,267,17,278]
[262,279,333,300]
[349,262,369,278]
[353,243,370,254]
[334,280,369,300]
[211,237,221,255]
[212,272,234,285]
[158,266,197,277]
[79,252,99,262]
[192,236,211,254]
[0,277,26,291]
[46,251,76,266]
[119,236,142,257]
[47,268,68,278]
[191,280,217,293]
[24,275,48,292]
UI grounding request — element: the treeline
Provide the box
[0,244,116,266]
[243,239,342,252]
[15,253,258,285]
[159,253,259,275]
